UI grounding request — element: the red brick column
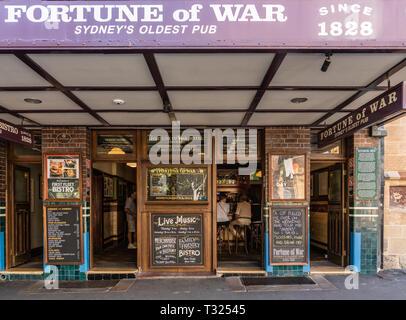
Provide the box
[264,127,311,276]
[41,127,91,279]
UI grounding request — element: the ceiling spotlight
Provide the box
[321,53,332,72]
[291,97,308,104]
[113,99,125,105]
[24,98,42,104]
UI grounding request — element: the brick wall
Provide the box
[264,127,311,202]
[42,127,91,202]
[41,127,91,280]
[347,129,381,274]
[264,127,311,276]
[383,117,406,269]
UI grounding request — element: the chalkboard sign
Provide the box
[151,213,203,266]
[270,207,308,265]
[44,205,83,265]
[147,167,208,201]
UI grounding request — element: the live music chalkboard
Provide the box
[270,207,308,265]
[151,213,203,266]
[44,205,83,265]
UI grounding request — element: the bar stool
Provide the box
[234,224,249,255]
[217,224,231,255]
[250,221,262,252]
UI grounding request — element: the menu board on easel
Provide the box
[151,213,203,266]
[44,205,83,265]
[270,206,308,265]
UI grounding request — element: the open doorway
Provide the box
[91,162,137,270]
[9,163,43,270]
[216,163,263,270]
[310,161,348,272]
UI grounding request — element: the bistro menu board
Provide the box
[270,207,307,265]
[45,155,80,200]
[355,147,378,200]
[147,167,207,201]
[151,213,203,266]
[45,205,83,265]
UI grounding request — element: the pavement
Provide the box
[0,272,406,300]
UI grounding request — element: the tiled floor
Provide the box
[94,246,137,269]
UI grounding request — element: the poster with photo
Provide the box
[45,155,80,201]
[147,167,208,201]
[270,154,306,201]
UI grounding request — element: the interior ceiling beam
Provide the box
[143,52,176,122]
[240,52,287,126]
[0,109,351,114]
[14,53,110,127]
[0,85,390,92]
[311,57,406,126]
[0,104,41,126]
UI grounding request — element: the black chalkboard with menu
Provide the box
[45,205,83,265]
[270,207,308,265]
[151,213,203,266]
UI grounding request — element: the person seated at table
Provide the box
[229,194,251,239]
[217,194,231,226]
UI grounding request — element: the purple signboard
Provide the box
[318,82,406,148]
[0,0,406,49]
[0,118,33,147]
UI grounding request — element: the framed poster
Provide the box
[44,154,81,201]
[44,205,83,265]
[270,154,306,201]
[146,167,208,202]
[269,206,308,265]
[355,147,378,200]
[318,171,328,196]
[103,176,114,198]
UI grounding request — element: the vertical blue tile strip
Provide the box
[303,232,311,273]
[350,232,361,273]
[0,232,5,271]
[80,232,89,272]
[265,232,272,272]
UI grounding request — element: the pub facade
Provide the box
[0,0,406,281]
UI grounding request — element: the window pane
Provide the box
[97,134,133,155]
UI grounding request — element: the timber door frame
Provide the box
[6,147,42,269]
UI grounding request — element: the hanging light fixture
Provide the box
[108,147,125,155]
[126,163,137,168]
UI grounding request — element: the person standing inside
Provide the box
[217,194,231,226]
[229,194,251,239]
[125,191,137,249]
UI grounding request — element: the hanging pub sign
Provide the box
[318,81,406,148]
[44,205,83,265]
[45,154,81,201]
[151,213,203,266]
[1,0,406,49]
[269,206,308,265]
[0,118,33,147]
